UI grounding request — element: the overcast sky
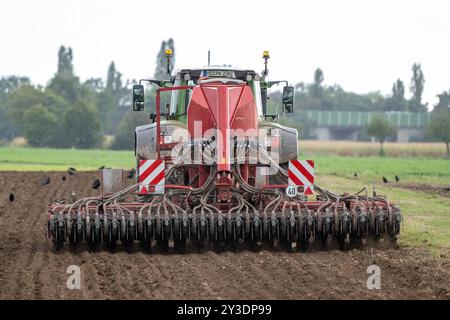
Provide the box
[1,0,449,108]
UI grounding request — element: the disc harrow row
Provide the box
[48,199,401,252]
[47,153,402,252]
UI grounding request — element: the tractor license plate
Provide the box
[206,70,236,78]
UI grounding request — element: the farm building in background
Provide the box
[289,110,431,142]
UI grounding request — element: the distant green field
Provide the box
[1,147,449,185]
[307,155,450,186]
[0,147,134,171]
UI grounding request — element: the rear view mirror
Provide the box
[133,85,145,111]
[282,86,294,113]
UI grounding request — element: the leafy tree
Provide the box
[57,46,74,76]
[366,114,395,156]
[154,38,175,79]
[47,46,80,103]
[0,46,132,148]
[433,90,450,113]
[428,92,450,158]
[4,85,68,137]
[83,78,104,93]
[293,68,386,112]
[106,62,122,91]
[112,112,149,150]
[106,61,128,130]
[0,76,31,101]
[47,71,80,104]
[428,112,450,158]
[311,68,324,98]
[23,104,59,147]
[409,63,427,112]
[0,76,31,140]
[393,79,405,100]
[97,61,130,134]
[384,79,408,111]
[63,100,102,149]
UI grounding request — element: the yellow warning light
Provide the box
[263,51,270,59]
[165,49,173,56]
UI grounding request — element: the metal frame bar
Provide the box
[155,86,193,158]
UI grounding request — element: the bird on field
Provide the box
[68,167,77,175]
[62,176,66,181]
[395,175,400,183]
[9,193,15,202]
[41,177,51,186]
[127,168,136,179]
[354,172,358,177]
[98,165,105,170]
[92,179,101,190]
[382,176,389,183]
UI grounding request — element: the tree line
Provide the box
[0,39,176,150]
[271,66,449,156]
[291,65,427,112]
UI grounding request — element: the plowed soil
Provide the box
[0,171,449,300]
[401,183,450,198]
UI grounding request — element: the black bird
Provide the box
[62,176,66,181]
[382,176,389,183]
[98,165,105,170]
[395,175,400,183]
[354,172,358,177]
[68,167,77,175]
[92,179,101,190]
[41,177,51,186]
[9,193,14,202]
[127,168,136,179]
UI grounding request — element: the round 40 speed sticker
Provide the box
[285,186,298,198]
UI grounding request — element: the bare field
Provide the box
[0,171,449,299]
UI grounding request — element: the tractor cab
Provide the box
[169,67,264,121]
[168,66,295,123]
[132,53,299,169]
[133,52,295,122]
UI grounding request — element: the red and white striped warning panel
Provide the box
[288,160,315,195]
[138,159,165,194]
